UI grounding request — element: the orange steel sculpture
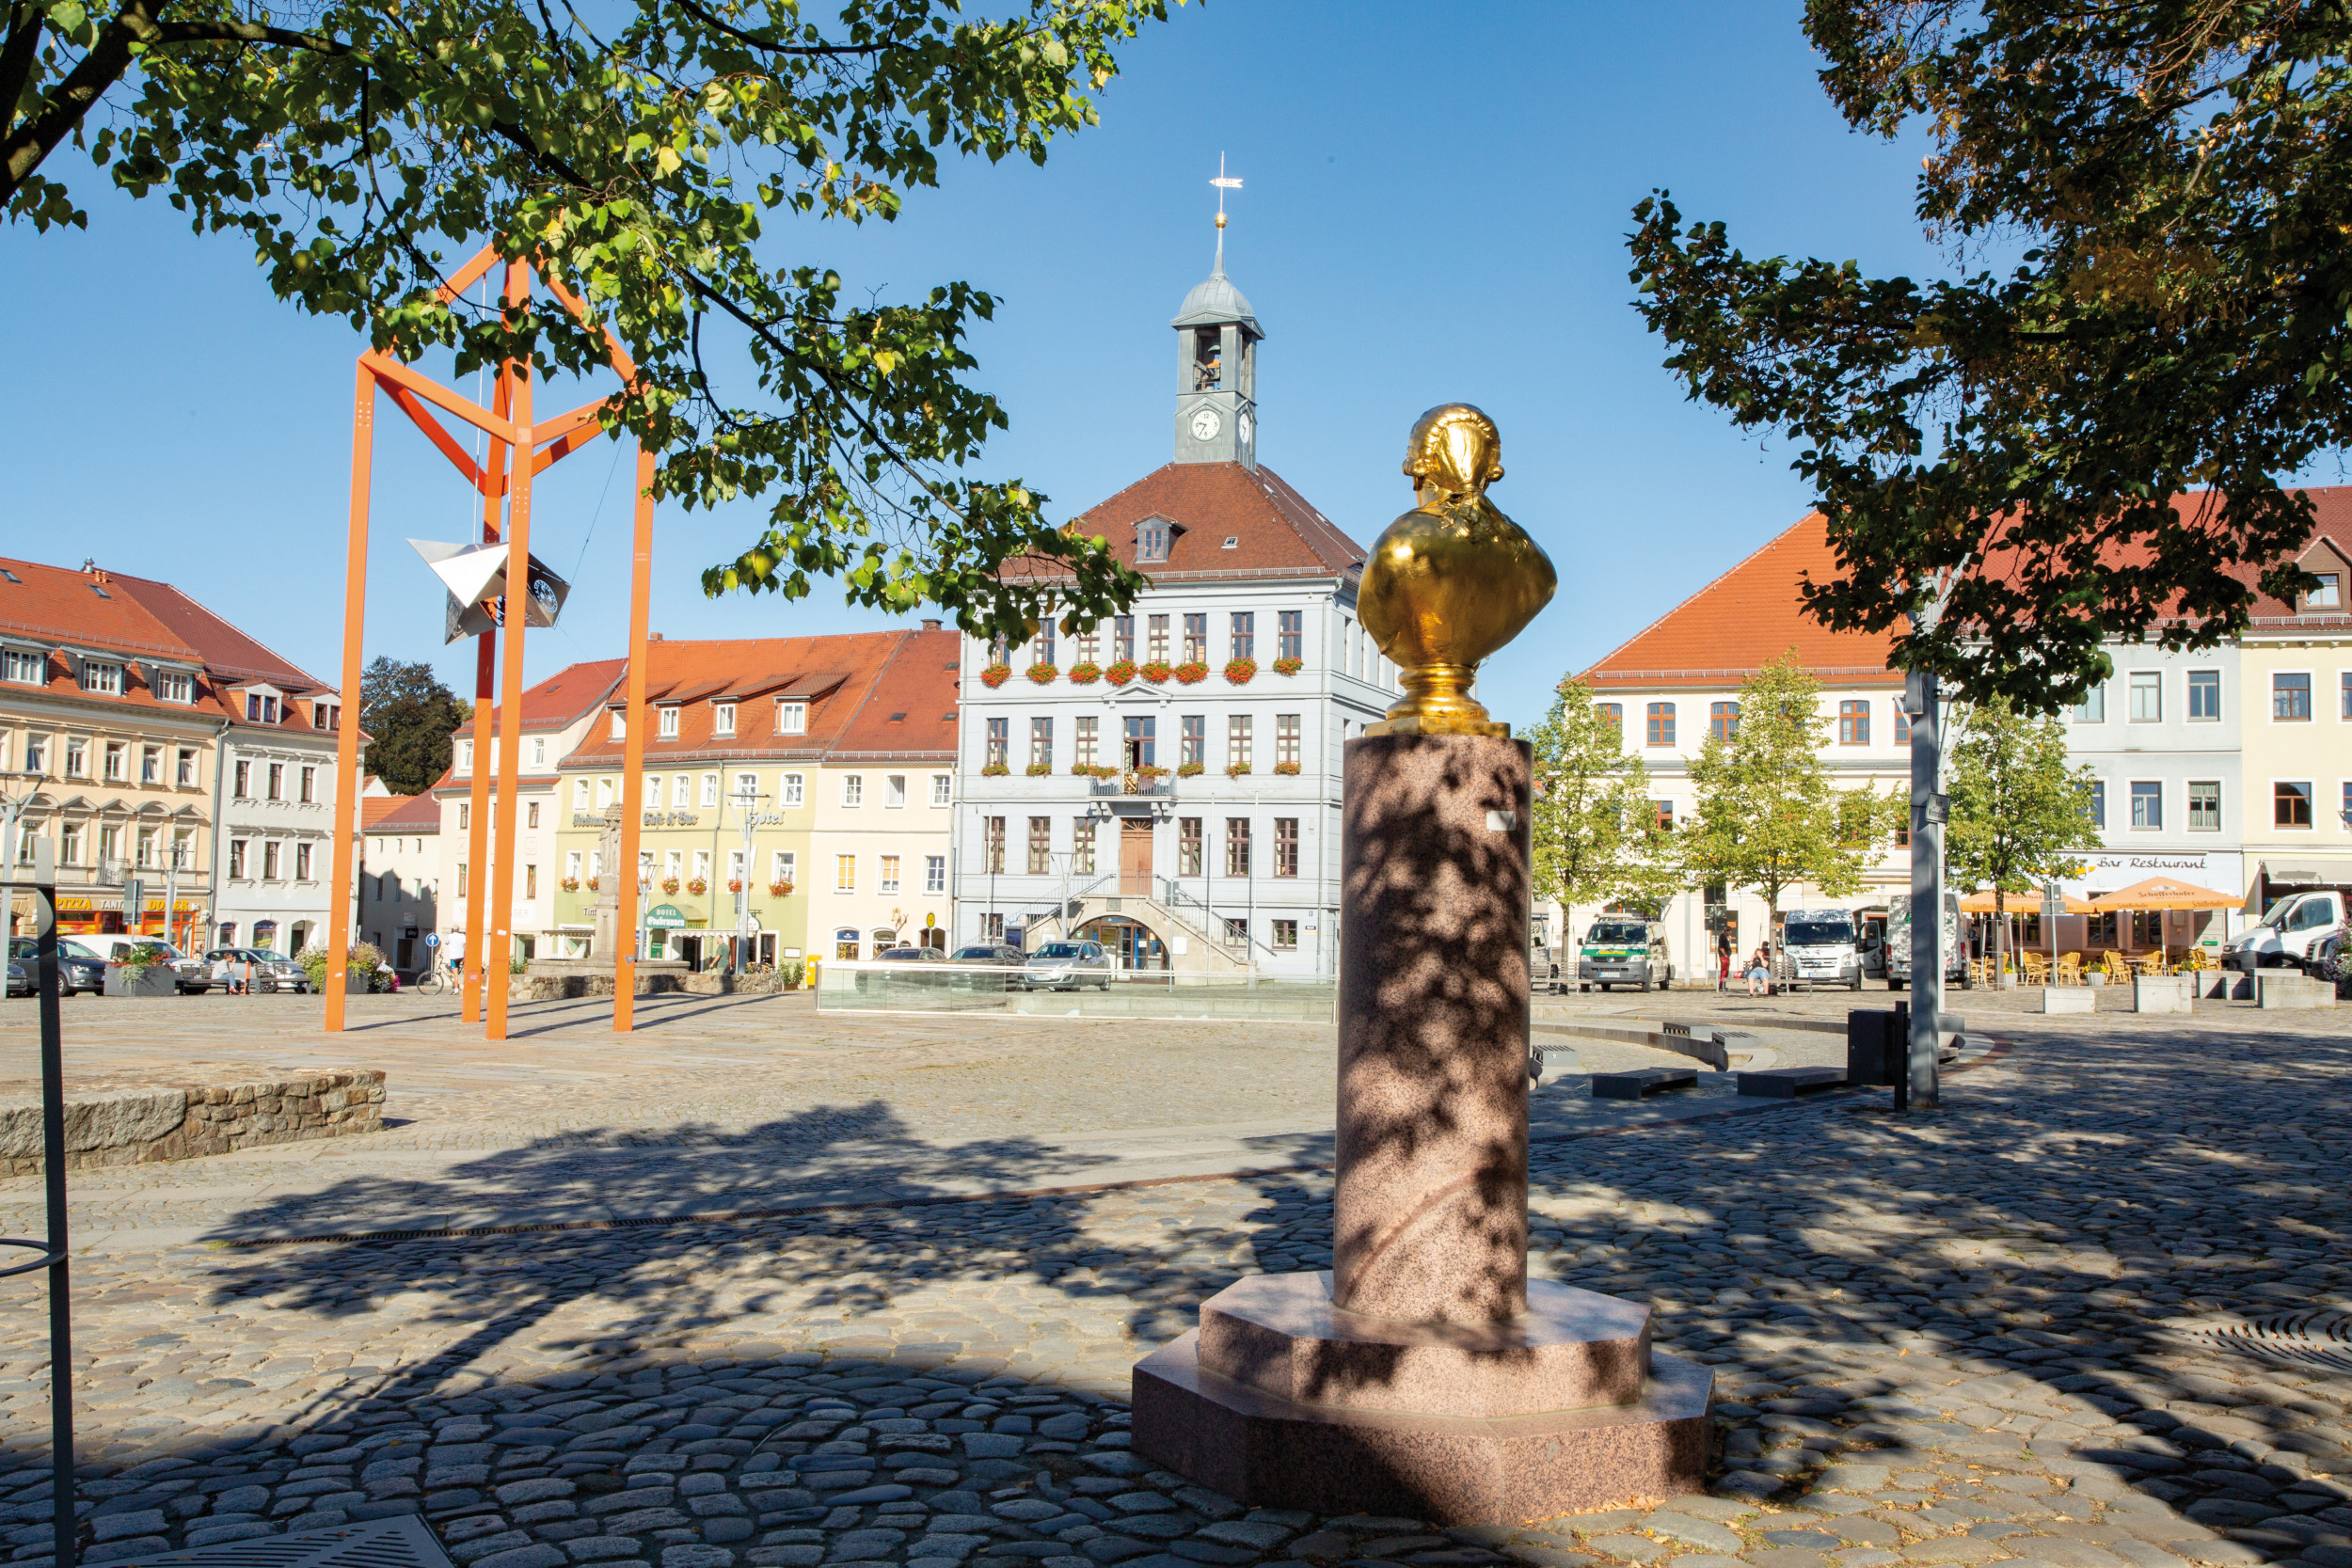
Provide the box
[325,243,658,1039]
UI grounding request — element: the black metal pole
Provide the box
[1891,999,1911,1114]
[36,847,74,1568]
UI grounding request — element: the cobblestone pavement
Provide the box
[1,1000,2348,1568]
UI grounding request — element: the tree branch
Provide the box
[0,3,44,141]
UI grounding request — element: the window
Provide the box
[734,771,759,805]
[1276,714,1300,768]
[1228,714,1253,768]
[1275,818,1299,878]
[1114,615,1136,662]
[229,839,247,879]
[532,736,548,766]
[926,855,947,894]
[841,774,863,807]
[2130,781,2162,830]
[1645,703,1675,747]
[456,862,469,896]
[82,661,122,696]
[58,821,81,865]
[659,706,680,738]
[1837,700,1869,746]
[1183,612,1208,663]
[262,841,281,879]
[835,854,857,892]
[2072,683,2106,723]
[885,774,907,808]
[2188,781,2220,831]
[666,848,683,880]
[1145,615,1167,662]
[610,709,626,739]
[931,774,951,806]
[1124,715,1156,768]
[1225,818,1252,877]
[527,800,540,830]
[985,717,1009,768]
[783,772,804,807]
[1597,702,1622,738]
[880,855,901,895]
[1224,918,1248,943]
[1079,716,1102,767]
[2129,671,2162,722]
[135,827,155,867]
[982,817,1006,875]
[458,739,473,775]
[2276,672,2312,721]
[710,703,738,737]
[835,927,863,959]
[567,848,584,883]
[103,741,125,781]
[2185,669,2220,721]
[2344,671,2352,721]
[140,745,161,784]
[232,759,253,798]
[702,773,721,808]
[1278,610,1303,663]
[1073,820,1096,875]
[2310,571,2343,610]
[264,761,283,800]
[1033,620,1057,669]
[672,774,691,808]
[1655,800,1676,832]
[66,737,86,777]
[1030,717,1054,769]
[2277,781,2314,828]
[1231,611,1255,662]
[299,766,316,804]
[776,701,806,735]
[1073,626,1099,665]
[155,671,193,704]
[1179,817,1203,877]
[1028,817,1051,874]
[1895,706,1911,747]
[313,702,337,731]
[2088,780,2106,830]
[24,734,45,773]
[176,749,196,787]
[1137,518,1170,562]
[1,648,41,685]
[296,843,314,880]
[1710,702,1738,743]
[98,825,118,868]
[458,802,470,831]
[1273,918,1298,951]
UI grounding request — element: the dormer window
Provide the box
[81,659,124,696]
[776,700,806,736]
[713,702,737,736]
[2309,571,2343,610]
[156,671,194,705]
[1137,518,1171,563]
[312,700,337,729]
[609,709,626,739]
[1,648,42,686]
[244,691,278,723]
[658,705,680,738]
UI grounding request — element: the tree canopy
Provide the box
[1628,0,2348,708]
[4,0,1169,641]
[1527,676,1680,921]
[358,656,467,794]
[1946,696,2097,970]
[1679,654,1894,933]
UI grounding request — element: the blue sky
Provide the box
[0,2,1946,729]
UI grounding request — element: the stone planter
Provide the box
[2084,972,2106,988]
[103,964,178,999]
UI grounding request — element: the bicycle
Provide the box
[413,965,449,997]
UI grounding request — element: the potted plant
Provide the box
[1068,661,1103,685]
[294,942,384,994]
[1139,659,1172,683]
[727,879,744,895]
[1026,662,1058,685]
[1272,656,1304,676]
[1177,760,1205,777]
[981,761,1011,777]
[585,875,600,891]
[1273,760,1301,776]
[1105,658,1139,686]
[104,943,179,998]
[1224,656,1258,684]
[1173,660,1208,684]
[660,876,681,895]
[1026,762,1053,776]
[560,877,580,893]
[769,879,794,897]
[1227,761,1253,777]
[980,662,1012,689]
[686,877,708,895]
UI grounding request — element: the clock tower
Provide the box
[1170,224,1262,470]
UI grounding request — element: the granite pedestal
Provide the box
[1133,734,1714,1522]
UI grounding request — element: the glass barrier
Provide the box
[813,961,1335,1017]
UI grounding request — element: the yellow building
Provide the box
[2237,515,2352,910]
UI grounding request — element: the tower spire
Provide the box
[1172,156,1262,469]
[1211,152,1241,277]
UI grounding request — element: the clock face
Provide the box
[1237,410,1253,444]
[1190,406,1222,441]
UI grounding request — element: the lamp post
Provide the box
[0,770,42,940]
[728,785,783,973]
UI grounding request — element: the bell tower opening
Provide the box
[1170,189,1263,469]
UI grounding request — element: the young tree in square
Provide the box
[1528,676,1680,923]
[1680,653,1894,952]
[2,0,1171,642]
[1947,698,2098,979]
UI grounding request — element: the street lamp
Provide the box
[0,770,44,939]
[727,784,784,974]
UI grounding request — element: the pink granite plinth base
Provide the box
[1133,1316,1714,1524]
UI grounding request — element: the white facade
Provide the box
[212,687,343,958]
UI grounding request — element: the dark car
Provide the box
[946,942,1026,991]
[877,946,947,963]
[203,947,311,993]
[8,936,105,996]
[5,958,24,999]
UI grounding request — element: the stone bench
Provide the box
[2258,972,2338,1010]
[2041,987,2095,1013]
[1590,1068,1697,1101]
[2134,973,2194,1014]
[0,1069,386,1175]
[1737,1066,1847,1098]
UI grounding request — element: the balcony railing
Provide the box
[1088,773,1173,799]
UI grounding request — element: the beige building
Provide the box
[358,782,442,973]
[2237,511,2352,912]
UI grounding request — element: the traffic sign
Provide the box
[425,931,440,948]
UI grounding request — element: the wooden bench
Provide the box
[1591,1068,1699,1101]
[1737,1066,1847,1098]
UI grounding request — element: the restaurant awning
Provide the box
[1960,888,2098,914]
[2089,877,2241,911]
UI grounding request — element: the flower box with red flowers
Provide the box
[1025,762,1054,776]
[1139,659,1172,683]
[1272,656,1305,676]
[1226,762,1253,777]
[1274,761,1301,776]
[1177,761,1205,777]
[981,762,1011,777]
[1172,661,1209,684]
[1025,663,1058,685]
[686,878,708,896]
[1068,661,1103,685]
[660,878,681,895]
[560,878,581,893]
[1105,658,1139,685]
[768,880,794,897]
[585,875,600,890]
[1224,657,1258,684]
[727,879,744,895]
[980,662,1012,689]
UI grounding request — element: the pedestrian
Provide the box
[1746,945,1770,997]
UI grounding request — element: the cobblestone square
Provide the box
[0,993,2347,1568]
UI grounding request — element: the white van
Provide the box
[1777,908,1863,991]
[2227,890,2344,973]
[81,935,208,992]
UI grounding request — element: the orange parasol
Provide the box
[1959,888,2097,914]
[2088,877,2242,911]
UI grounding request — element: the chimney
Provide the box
[921,619,942,631]
[648,632,663,641]
[83,558,96,574]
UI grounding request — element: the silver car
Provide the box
[1021,941,1114,991]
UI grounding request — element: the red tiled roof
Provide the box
[453,658,627,738]
[0,556,236,718]
[1007,463,1366,583]
[107,573,323,690]
[827,629,961,758]
[368,793,441,832]
[1579,513,1900,690]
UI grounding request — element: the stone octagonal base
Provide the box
[1133,1312,1714,1524]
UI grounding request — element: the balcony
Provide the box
[1088,773,1174,800]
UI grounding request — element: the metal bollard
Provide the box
[1891,1000,1911,1112]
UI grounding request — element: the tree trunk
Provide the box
[1994,887,2007,985]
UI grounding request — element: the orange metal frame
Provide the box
[324,244,657,1039]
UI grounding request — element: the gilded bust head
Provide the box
[1403,404,1504,506]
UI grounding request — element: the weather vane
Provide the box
[1211,152,1241,231]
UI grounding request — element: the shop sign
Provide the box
[644,903,689,929]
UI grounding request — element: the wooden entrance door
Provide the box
[1120,818,1154,895]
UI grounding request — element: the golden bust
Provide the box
[1358,404,1558,736]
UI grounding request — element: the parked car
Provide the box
[5,957,24,998]
[946,942,1027,992]
[202,947,311,993]
[1577,919,1671,992]
[1022,941,1114,991]
[81,935,208,993]
[877,946,947,963]
[2227,890,2344,973]
[8,936,106,996]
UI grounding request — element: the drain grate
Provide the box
[109,1516,455,1568]
[2172,1311,2352,1374]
